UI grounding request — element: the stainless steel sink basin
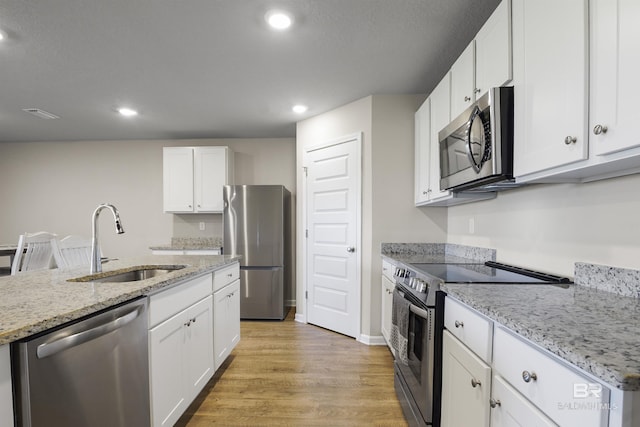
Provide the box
[68,265,186,283]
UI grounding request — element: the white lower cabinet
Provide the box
[214,279,240,370]
[441,330,492,427]
[493,326,609,427]
[0,344,13,427]
[149,274,215,427]
[491,374,557,427]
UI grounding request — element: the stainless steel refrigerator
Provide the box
[223,185,291,320]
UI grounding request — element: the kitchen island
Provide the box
[0,254,240,426]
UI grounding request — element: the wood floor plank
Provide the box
[176,310,408,426]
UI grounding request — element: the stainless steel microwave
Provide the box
[438,87,514,192]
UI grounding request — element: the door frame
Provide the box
[301,132,362,340]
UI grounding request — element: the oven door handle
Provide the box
[409,303,430,320]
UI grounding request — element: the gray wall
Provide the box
[0,139,296,286]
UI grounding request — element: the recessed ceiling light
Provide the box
[265,10,293,30]
[292,104,308,114]
[117,107,138,117]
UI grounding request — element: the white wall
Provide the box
[296,94,447,339]
[447,173,640,277]
[0,138,295,269]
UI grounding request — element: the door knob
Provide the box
[347,247,356,253]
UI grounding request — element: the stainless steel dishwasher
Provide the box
[12,297,150,427]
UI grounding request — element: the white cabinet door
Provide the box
[414,98,431,204]
[163,147,195,213]
[214,280,240,370]
[590,0,640,156]
[491,374,557,427]
[512,0,588,176]
[149,309,189,427]
[450,42,475,119]
[475,0,512,98]
[184,296,214,401]
[429,73,453,201]
[441,330,491,427]
[0,345,13,427]
[163,146,232,213]
[194,147,229,213]
[380,274,394,352]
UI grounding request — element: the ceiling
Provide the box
[0,0,500,142]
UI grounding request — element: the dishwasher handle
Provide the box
[37,303,144,359]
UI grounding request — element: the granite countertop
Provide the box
[381,243,640,391]
[441,282,640,391]
[149,237,223,251]
[0,254,240,346]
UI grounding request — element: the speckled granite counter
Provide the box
[0,255,239,346]
[381,242,496,265]
[441,282,640,391]
[149,237,223,251]
[382,243,640,391]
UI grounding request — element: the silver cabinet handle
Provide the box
[471,378,481,388]
[454,320,464,328]
[490,398,501,408]
[464,96,472,102]
[564,136,577,145]
[593,124,608,135]
[347,247,356,253]
[522,370,538,383]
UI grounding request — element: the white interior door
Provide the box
[305,134,361,338]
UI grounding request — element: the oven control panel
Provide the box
[394,267,428,293]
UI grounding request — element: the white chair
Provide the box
[51,235,93,269]
[10,232,57,275]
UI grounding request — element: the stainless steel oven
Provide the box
[438,87,514,192]
[392,266,443,427]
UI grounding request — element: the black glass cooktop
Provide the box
[410,261,572,285]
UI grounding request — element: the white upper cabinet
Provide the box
[163,146,233,213]
[450,0,512,120]
[429,74,453,201]
[414,98,431,204]
[590,0,640,156]
[514,0,640,183]
[512,0,589,177]
[475,0,513,97]
[450,43,476,119]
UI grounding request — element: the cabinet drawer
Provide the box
[149,273,212,328]
[493,326,609,427]
[382,259,395,281]
[213,263,240,292]
[490,374,556,427]
[444,296,493,362]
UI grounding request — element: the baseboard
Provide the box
[294,313,306,323]
[359,334,387,346]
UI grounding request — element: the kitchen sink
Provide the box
[68,265,186,283]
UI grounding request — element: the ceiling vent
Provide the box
[22,108,60,119]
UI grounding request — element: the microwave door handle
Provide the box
[466,106,484,173]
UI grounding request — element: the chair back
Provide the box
[51,235,93,269]
[10,232,57,275]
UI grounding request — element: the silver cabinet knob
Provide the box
[347,247,356,253]
[464,96,472,102]
[422,190,428,195]
[564,136,577,145]
[474,88,481,94]
[522,370,538,383]
[490,398,501,408]
[454,320,464,328]
[593,124,608,135]
[471,378,481,388]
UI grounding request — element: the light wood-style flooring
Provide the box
[176,310,408,426]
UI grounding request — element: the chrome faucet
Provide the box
[91,203,125,274]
